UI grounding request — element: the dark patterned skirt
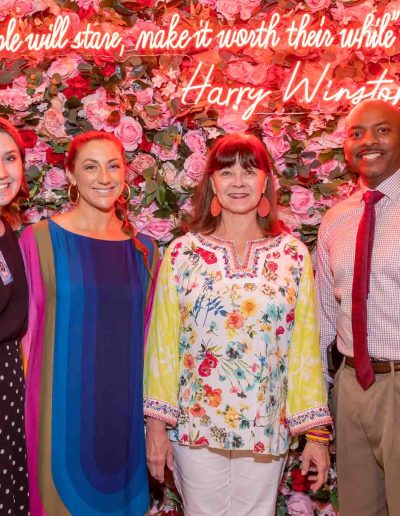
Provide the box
[0,340,29,515]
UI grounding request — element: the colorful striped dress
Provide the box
[19,219,158,516]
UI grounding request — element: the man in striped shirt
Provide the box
[316,99,400,515]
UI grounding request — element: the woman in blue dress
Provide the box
[20,131,158,515]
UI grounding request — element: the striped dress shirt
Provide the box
[316,170,400,379]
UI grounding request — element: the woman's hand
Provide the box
[146,417,174,483]
[300,441,330,492]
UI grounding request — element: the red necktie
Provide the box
[351,190,384,390]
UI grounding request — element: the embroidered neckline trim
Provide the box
[196,233,284,279]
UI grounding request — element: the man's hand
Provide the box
[146,417,174,483]
[301,441,330,492]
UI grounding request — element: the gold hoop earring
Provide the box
[68,184,80,205]
[122,182,131,202]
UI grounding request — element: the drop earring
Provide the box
[257,195,270,217]
[210,196,221,217]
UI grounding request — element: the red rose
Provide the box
[46,147,65,167]
[204,352,218,369]
[63,75,92,100]
[78,6,97,19]
[19,130,37,149]
[132,174,144,187]
[198,362,211,377]
[276,326,284,336]
[291,468,312,492]
[254,441,265,453]
[138,132,152,152]
[101,63,117,78]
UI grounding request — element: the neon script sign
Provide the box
[2,11,400,119]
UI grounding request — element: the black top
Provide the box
[0,218,28,344]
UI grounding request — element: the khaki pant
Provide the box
[333,363,400,516]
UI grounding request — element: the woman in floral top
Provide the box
[144,134,332,515]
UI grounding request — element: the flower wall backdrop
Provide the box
[2,0,399,513]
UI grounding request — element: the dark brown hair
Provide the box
[185,133,281,236]
[67,130,151,272]
[0,117,28,228]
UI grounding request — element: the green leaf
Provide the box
[144,104,162,117]
[0,72,13,85]
[26,166,41,180]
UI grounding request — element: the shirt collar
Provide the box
[359,169,400,200]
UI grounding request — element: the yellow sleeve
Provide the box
[144,246,180,425]
[286,250,332,435]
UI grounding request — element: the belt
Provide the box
[345,356,400,373]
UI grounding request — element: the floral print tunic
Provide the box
[144,232,331,455]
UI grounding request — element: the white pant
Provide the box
[172,443,287,516]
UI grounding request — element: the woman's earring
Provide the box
[68,184,80,205]
[257,195,270,217]
[210,195,221,217]
[122,182,131,202]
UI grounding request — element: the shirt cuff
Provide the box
[286,405,333,436]
[144,397,179,426]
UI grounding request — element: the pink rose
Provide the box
[312,501,338,516]
[198,0,216,8]
[183,153,207,186]
[43,167,68,190]
[162,162,180,188]
[9,0,36,16]
[287,492,314,516]
[135,88,154,105]
[216,0,240,22]
[129,153,156,175]
[290,186,316,215]
[227,61,268,86]
[240,0,260,20]
[114,116,143,152]
[21,207,41,224]
[304,0,330,13]
[139,217,174,242]
[42,108,67,138]
[278,206,299,232]
[75,0,100,8]
[295,209,322,226]
[316,160,344,180]
[47,56,81,79]
[183,130,207,155]
[264,136,291,160]
[218,112,248,134]
[331,0,374,22]
[80,88,114,131]
[0,87,31,111]
[25,141,48,168]
[151,142,178,161]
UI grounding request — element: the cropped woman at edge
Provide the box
[0,118,30,515]
[144,133,331,516]
[19,131,158,515]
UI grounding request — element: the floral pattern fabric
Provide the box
[144,232,331,456]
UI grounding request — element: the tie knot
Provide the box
[363,190,384,205]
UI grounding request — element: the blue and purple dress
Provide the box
[19,219,158,516]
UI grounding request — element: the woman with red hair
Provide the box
[0,117,29,515]
[144,133,331,515]
[20,131,158,515]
